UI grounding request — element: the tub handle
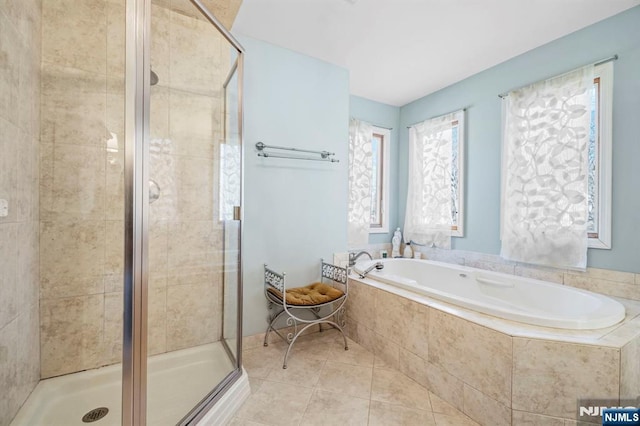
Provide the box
[475,276,514,288]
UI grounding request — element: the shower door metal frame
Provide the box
[123,0,245,425]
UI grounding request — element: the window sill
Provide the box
[588,238,611,250]
[369,227,389,235]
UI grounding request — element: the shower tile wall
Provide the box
[0,1,42,424]
[39,0,233,378]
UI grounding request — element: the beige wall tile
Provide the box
[40,294,105,378]
[167,221,222,276]
[405,300,429,359]
[372,330,400,370]
[13,303,40,417]
[373,288,411,346]
[40,275,104,300]
[16,131,36,221]
[0,118,19,223]
[462,384,511,426]
[346,280,376,326]
[168,89,220,159]
[40,143,106,220]
[347,320,377,355]
[169,12,223,97]
[464,258,515,275]
[399,347,429,389]
[426,361,464,411]
[0,14,22,125]
[0,224,18,328]
[429,309,512,405]
[0,319,19,426]
[150,4,170,88]
[166,282,219,351]
[571,267,635,284]
[16,222,39,311]
[41,65,107,147]
[172,156,215,220]
[42,0,106,74]
[40,220,105,298]
[512,410,565,426]
[515,264,565,284]
[1,1,41,420]
[150,86,170,141]
[104,221,123,276]
[149,219,169,275]
[103,291,123,365]
[371,367,431,411]
[105,147,124,221]
[620,336,640,400]
[512,338,620,419]
[564,274,640,300]
[105,0,125,76]
[148,286,168,356]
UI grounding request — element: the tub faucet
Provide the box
[359,262,384,279]
[349,251,373,266]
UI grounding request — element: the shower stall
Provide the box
[1,0,244,425]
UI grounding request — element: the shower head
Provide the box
[150,69,159,86]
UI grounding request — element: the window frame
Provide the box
[369,126,391,234]
[589,61,613,249]
[450,116,465,237]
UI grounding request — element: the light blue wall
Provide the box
[238,36,350,336]
[398,6,640,273]
[349,95,401,245]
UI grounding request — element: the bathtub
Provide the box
[352,258,625,329]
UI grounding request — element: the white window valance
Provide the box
[501,65,594,269]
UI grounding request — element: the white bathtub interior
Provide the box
[11,343,233,426]
[354,258,626,330]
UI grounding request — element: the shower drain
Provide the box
[82,407,109,423]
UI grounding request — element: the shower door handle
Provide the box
[233,206,241,221]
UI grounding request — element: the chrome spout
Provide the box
[348,250,373,267]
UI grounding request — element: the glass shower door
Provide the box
[221,55,242,363]
[144,1,242,424]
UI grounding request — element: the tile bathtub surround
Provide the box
[0,0,42,424]
[235,329,480,426]
[37,0,233,378]
[346,278,640,425]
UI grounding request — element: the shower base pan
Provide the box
[11,342,234,426]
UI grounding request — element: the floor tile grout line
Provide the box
[296,359,326,425]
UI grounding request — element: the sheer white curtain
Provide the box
[348,118,373,246]
[501,66,593,269]
[404,111,462,249]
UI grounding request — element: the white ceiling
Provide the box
[232,0,639,106]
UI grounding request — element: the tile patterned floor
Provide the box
[231,330,480,426]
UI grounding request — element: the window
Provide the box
[587,61,613,249]
[450,119,464,236]
[501,63,612,269]
[370,127,390,233]
[404,110,465,249]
